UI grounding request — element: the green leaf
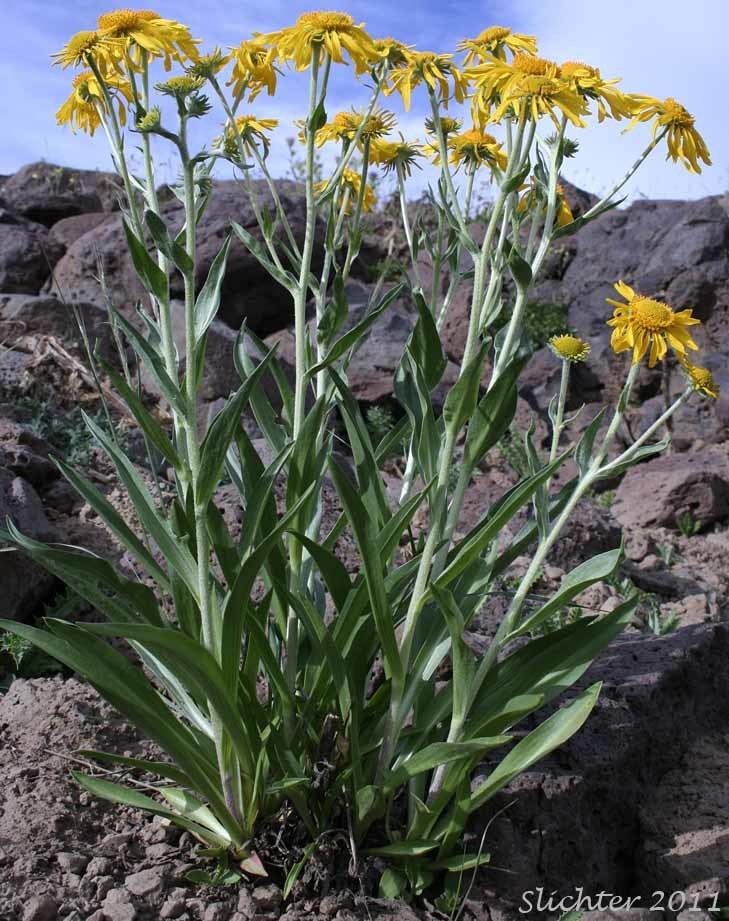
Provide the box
[443,344,487,434]
[72,773,230,847]
[329,459,403,688]
[195,236,231,340]
[284,842,318,899]
[509,547,623,639]
[83,412,200,599]
[434,452,568,595]
[378,867,408,900]
[600,438,670,478]
[52,458,170,590]
[308,283,404,376]
[464,355,526,468]
[431,851,491,872]
[575,408,607,475]
[123,218,169,305]
[384,738,510,794]
[114,312,187,417]
[507,245,532,289]
[231,222,296,291]
[145,210,193,275]
[365,840,439,857]
[468,683,602,812]
[196,346,276,506]
[99,360,182,471]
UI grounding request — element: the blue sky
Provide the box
[2,0,727,201]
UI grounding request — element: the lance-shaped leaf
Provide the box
[329,459,404,688]
[194,235,231,340]
[507,546,624,640]
[83,412,199,599]
[463,354,526,469]
[467,683,602,813]
[114,312,187,417]
[145,209,193,275]
[308,283,404,376]
[443,343,488,435]
[196,346,276,506]
[123,218,169,305]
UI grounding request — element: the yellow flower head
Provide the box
[315,167,377,213]
[440,128,508,173]
[259,11,380,74]
[315,107,397,147]
[549,334,591,363]
[373,36,413,68]
[680,359,719,399]
[217,114,278,157]
[52,29,125,71]
[606,280,701,367]
[559,60,636,122]
[625,96,711,173]
[425,115,462,137]
[228,39,278,101]
[516,180,574,226]
[187,48,231,79]
[468,53,588,128]
[369,137,424,177]
[458,26,538,65]
[156,74,205,97]
[385,51,467,111]
[97,9,200,70]
[56,69,133,135]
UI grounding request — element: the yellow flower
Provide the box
[56,70,132,135]
[315,107,397,147]
[606,280,700,367]
[516,181,574,226]
[187,48,230,79]
[680,359,719,399]
[439,128,508,172]
[549,334,591,362]
[469,54,588,128]
[425,115,462,137]
[385,51,467,111]
[315,168,377,213]
[369,137,424,177]
[228,39,278,101]
[559,61,636,122]
[625,96,711,174]
[52,29,125,71]
[458,26,538,65]
[259,11,380,74]
[156,74,206,97]
[556,186,574,227]
[373,36,413,68]
[217,114,278,157]
[97,9,200,70]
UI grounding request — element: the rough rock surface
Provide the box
[0,466,58,620]
[49,180,325,335]
[0,211,63,294]
[613,448,729,531]
[0,162,121,225]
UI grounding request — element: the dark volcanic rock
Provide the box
[0,162,121,226]
[481,622,729,905]
[613,448,729,531]
[49,180,324,335]
[0,467,58,620]
[48,212,111,251]
[0,211,63,294]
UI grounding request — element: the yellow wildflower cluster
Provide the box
[52,8,711,181]
[315,168,377,214]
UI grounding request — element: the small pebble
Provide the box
[56,852,89,874]
[85,857,113,878]
[124,866,166,897]
[22,894,58,921]
[251,884,282,912]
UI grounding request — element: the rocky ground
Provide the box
[1,162,729,921]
